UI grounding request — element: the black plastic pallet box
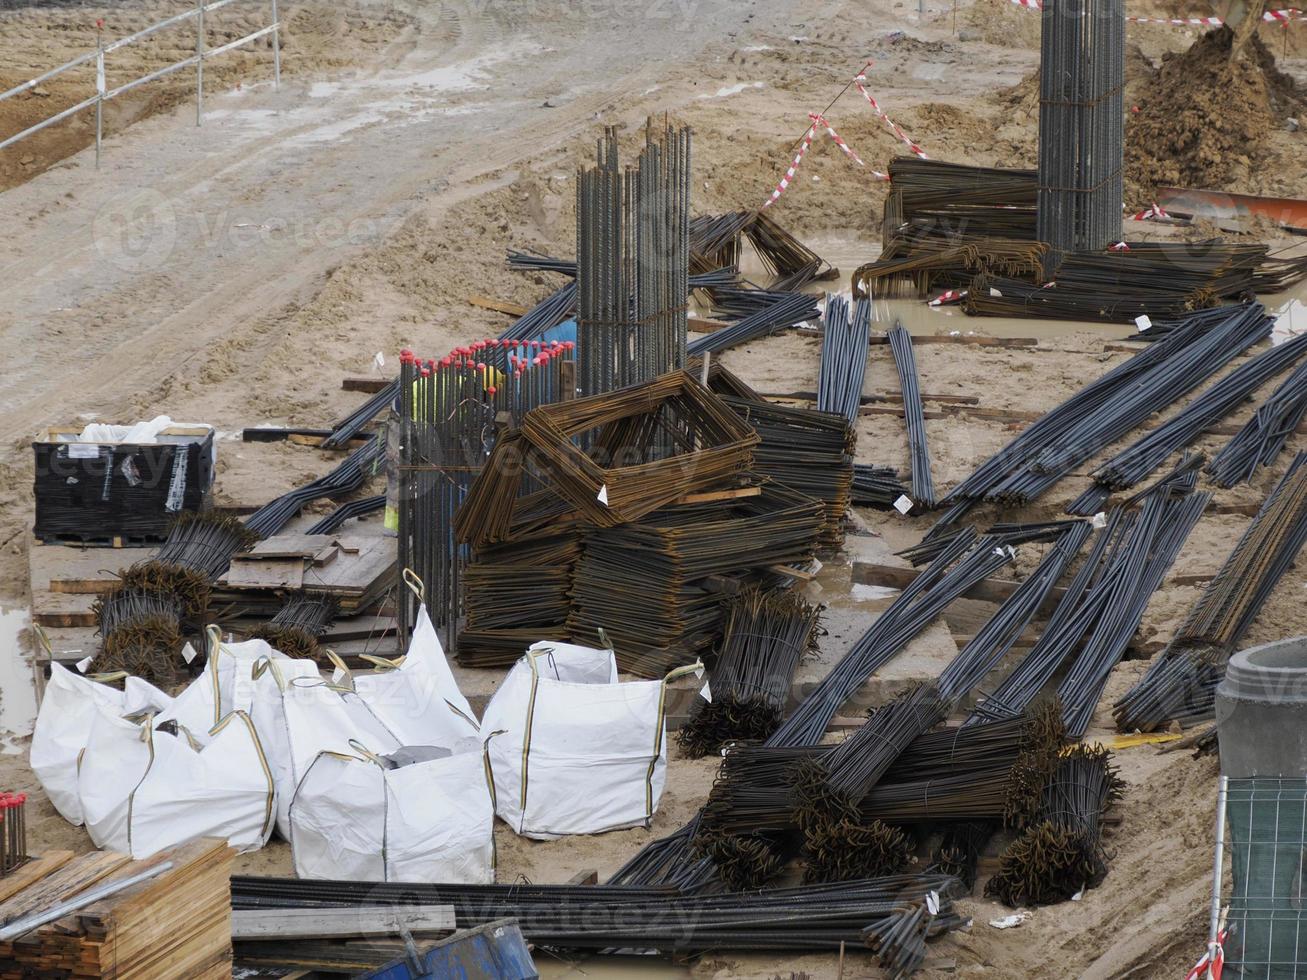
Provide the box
[33,424,215,544]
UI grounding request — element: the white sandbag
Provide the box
[290,744,495,884]
[330,594,478,749]
[248,656,400,837]
[481,641,700,840]
[30,664,169,825]
[77,702,274,858]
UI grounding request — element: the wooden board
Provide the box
[231,905,455,940]
[851,561,1069,608]
[29,543,150,600]
[0,851,130,925]
[0,852,75,905]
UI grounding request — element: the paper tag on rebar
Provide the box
[597,484,609,506]
[926,891,940,916]
[1091,511,1107,528]
[700,681,712,703]
[180,642,199,665]
[893,494,913,514]
[76,656,94,674]
[1135,314,1152,332]
[332,667,346,685]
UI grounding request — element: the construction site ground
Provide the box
[1,0,1306,976]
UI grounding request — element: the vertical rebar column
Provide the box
[577,122,691,397]
[271,0,281,90]
[1036,0,1124,270]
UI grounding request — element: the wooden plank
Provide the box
[768,563,816,582]
[687,317,733,335]
[231,906,455,941]
[343,376,394,394]
[566,869,599,886]
[851,562,1069,607]
[286,433,371,450]
[676,486,762,505]
[222,558,304,590]
[760,389,981,406]
[241,427,334,443]
[0,852,76,905]
[0,851,131,925]
[467,295,528,317]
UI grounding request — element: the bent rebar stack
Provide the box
[577,123,691,396]
[1035,0,1124,263]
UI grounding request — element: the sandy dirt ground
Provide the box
[1,0,1307,976]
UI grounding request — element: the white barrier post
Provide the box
[95,19,105,168]
[271,0,281,89]
[195,0,205,126]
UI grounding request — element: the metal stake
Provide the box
[1207,774,1229,980]
[95,20,104,169]
[196,0,205,126]
[271,0,281,89]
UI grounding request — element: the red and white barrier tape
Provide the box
[763,120,818,208]
[929,288,967,306]
[811,111,866,167]
[854,62,930,159]
[762,113,886,208]
[1008,0,1306,23]
[1182,931,1225,980]
[1129,202,1171,221]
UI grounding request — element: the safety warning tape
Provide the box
[1128,201,1171,221]
[762,113,887,208]
[854,62,930,160]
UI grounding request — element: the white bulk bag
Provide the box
[76,703,274,858]
[29,664,170,825]
[481,641,700,840]
[290,743,495,884]
[248,656,400,837]
[331,587,478,749]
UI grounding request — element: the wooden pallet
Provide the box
[0,839,234,980]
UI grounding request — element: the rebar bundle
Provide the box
[304,494,385,535]
[90,588,184,682]
[795,686,949,827]
[677,587,820,758]
[1035,0,1124,262]
[697,702,1067,841]
[456,532,581,668]
[1091,330,1307,491]
[816,295,872,424]
[880,157,1037,249]
[852,237,1048,300]
[934,303,1272,525]
[888,323,935,508]
[454,372,758,548]
[689,210,834,291]
[248,595,338,660]
[969,482,1208,735]
[927,822,992,890]
[0,794,28,877]
[986,744,1122,906]
[935,522,1091,703]
[1205,359,1307,488]
[851,464,911,508]
[398,342,576,644]
[319,383,394,450]
[120,511,259,619]
[803,819,913,883]
[1112,453,1307,731]
[687,291,820,358]
[768,529,1014,747]
[498,282,577,343]
[244,435,384,540]
[231,874,967,959]
[567,480,824,676]
[576,123,690,397]
[721,395,854,549]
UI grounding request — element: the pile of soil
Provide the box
[1124,26,1295,201]
[1001,45,1156,124]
